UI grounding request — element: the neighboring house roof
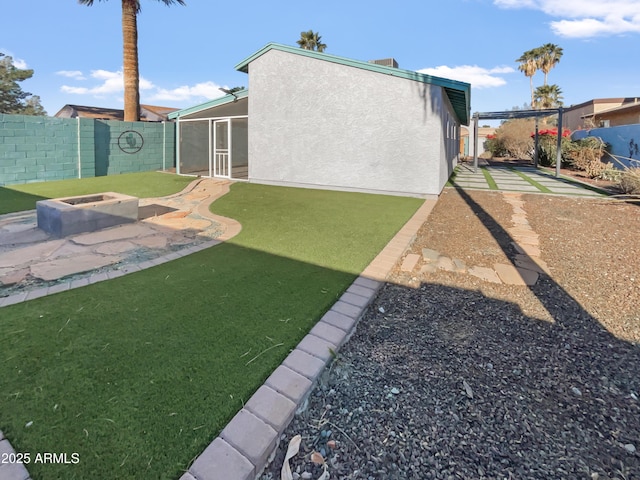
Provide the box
[54,104,179,121]
[460,126,496,138]
[565,98,628,111]
[234,43,471,125]
[580,100,640,118]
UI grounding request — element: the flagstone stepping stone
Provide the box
[0,227,50,246]
[511,214,529,226]
[94,241,139,255]
[494,263,538,286]
[30,254,123,281]
[150,217,211,231]
[49,241,92,259]
[143,210,189,221]
[468,266,502,284]
[420,263,437,274]
[72,224,157,245]
[0,268,29,286]
[0,239,66,268]
[452,258,467,273]
[422,248,440,262]
[513,234,539,247]
[511,242,541,257]
[131,235,168,249]
[401,253,420,272]
[436,256,455,272]
[514,254,550,274]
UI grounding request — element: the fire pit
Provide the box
[36,192,139,237]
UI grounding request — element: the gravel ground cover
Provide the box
[261,188,640,480]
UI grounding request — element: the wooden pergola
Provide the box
[472,107,564,177]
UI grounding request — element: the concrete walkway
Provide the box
[0,170,608,480]
[451,163,607,197]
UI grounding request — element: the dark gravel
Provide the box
[260,189,640,480]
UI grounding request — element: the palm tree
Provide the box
[297,30,327,52]
[538,43,563,86]
[533,84,563,109]
[516,48,540,108]
[79,0,186,121]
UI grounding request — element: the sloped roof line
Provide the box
[580,100,640,118]
[235,43,470,125]
[168,89,249,119]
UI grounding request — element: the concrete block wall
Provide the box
[0,114,81,185]
[96,120,175,176]
[0,114,176,186]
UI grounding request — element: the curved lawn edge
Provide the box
[0,182,422,479]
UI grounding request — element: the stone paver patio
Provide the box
[0,178,240,307]
[451,163,607,197]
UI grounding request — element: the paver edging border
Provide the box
[178,198,437,480]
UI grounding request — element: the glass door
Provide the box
[212,119,230,178]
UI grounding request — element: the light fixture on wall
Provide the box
[219,88,239,102]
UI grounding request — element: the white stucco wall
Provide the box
[247,50,457,197]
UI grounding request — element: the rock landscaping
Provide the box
[260,188,640,480]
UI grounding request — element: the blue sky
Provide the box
[2,0,639,121]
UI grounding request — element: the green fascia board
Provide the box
[168,89,249,119]
[234,43,471,125]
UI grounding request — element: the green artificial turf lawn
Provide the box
[0,172,193,215]
[0,181,421,479]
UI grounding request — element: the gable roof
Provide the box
[235,43,471,125]
[168,89,249,119]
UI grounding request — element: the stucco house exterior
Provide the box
[563,98,640,131]
[583,101,640,128]
[169,43,470,198]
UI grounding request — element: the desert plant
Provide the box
[488,118,536,159]
[564,137,610,178]
[618,168,640,194]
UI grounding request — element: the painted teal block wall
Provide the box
[0,114,176,186]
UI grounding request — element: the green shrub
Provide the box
[535,128,571,167]
[483,135,507,157]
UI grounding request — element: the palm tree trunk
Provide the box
[529,75,535,108]
[122,0,140,121]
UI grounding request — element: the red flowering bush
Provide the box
[532,128,571,138]
[531,128,572,166]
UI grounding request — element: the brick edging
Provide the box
[179,198,438,480]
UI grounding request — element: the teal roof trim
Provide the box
[168,89,249,119]
[235,43,471,125]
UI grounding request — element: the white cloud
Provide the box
[56,70,86,80]
[494,0,640,37]
[148,81,225,103]
[0,50,29,69]
[418,65,515,89]
[60,68,225,106]
[13,58,28,69]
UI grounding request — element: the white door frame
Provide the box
[212,119,231,178]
